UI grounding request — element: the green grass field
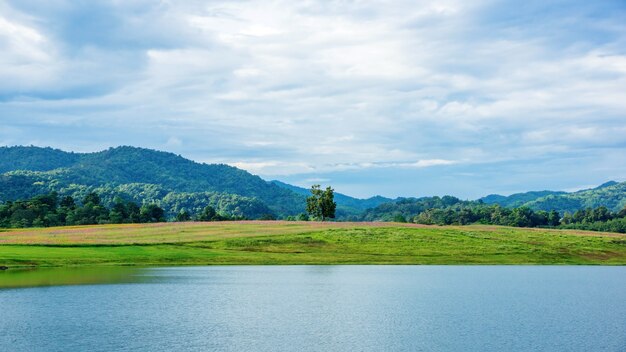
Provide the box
[0,221,625,267]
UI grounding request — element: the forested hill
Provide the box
[0,146,79,173]
[360,181,626,222]
[480,181,626,213]
[0,146,305,217]
[524,181,626,213]
[480,190,566,208]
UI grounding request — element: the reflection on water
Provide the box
[0,266,148,288]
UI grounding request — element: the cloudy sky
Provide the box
[1,0,625,199]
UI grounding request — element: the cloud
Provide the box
[0,10,59,92]
[229,158,458,176]
[0,0,625,197]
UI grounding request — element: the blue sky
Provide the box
[1,0,625,199]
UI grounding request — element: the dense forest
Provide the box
[413,203,626,233]
[480,181,626,213]
[360,196,626,233]
[0,146,305,217]
[0,192,246,228]
[2,192,625,233]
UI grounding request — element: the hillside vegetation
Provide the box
[481,181,626,213]
[0,146,303,218]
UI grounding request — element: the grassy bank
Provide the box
[0,221,625,267]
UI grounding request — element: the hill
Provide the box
[480,181,626,214]
[1,222,624,268]
[0,146,305,218]
[0,146,79,173]
[526,181,626,213]
[360,181,626,222]
[480,190,566,208]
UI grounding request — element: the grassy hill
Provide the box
[0,222,624,268]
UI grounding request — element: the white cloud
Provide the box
[0,13,59,91]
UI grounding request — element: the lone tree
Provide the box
[306,185,336,221]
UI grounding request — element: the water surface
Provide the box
[1,266,625,351]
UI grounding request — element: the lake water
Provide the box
[1,266,625,352]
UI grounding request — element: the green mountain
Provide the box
[480,181,626,214]
[0,146,79,173]
[270,180,392,217]
[480,190,566,208]
[360,181,626,222]
[0,146,304,218]
[526,181,626,213]
[2,146,624,221]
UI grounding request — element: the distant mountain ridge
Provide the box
[1,146,624,220]
[480,190,566,208]
[480,181,626,213]
[361,181,626,222]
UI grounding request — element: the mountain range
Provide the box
[0,146,624,220]
[479,181,626,213]
[0,146,390,219]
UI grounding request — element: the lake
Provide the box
[1,266,625,351]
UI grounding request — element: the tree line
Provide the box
[411,204,626,233]
[0,192,242,228]
[2,188,625,233]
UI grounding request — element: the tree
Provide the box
[393,214,407,223]
[197,205,217,221]
[83,192,101,206]
[547,210,561,227]
[258,213,276,220]
[109,197,128,223]
[140,204,166,223]
[60,196,76,209]
[176,209,191,222]
[306,185,336,221]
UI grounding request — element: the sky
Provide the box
[1,0,625,199]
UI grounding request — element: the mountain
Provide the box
[1,146,624,220]
[0,146,79,173]
[480,190,566,208]
[270,180,393,217]
[594,181,619,189]
[0,146,305,218]
[360,181,626,221]
[526,181,626,213]
[480,181,626,214]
